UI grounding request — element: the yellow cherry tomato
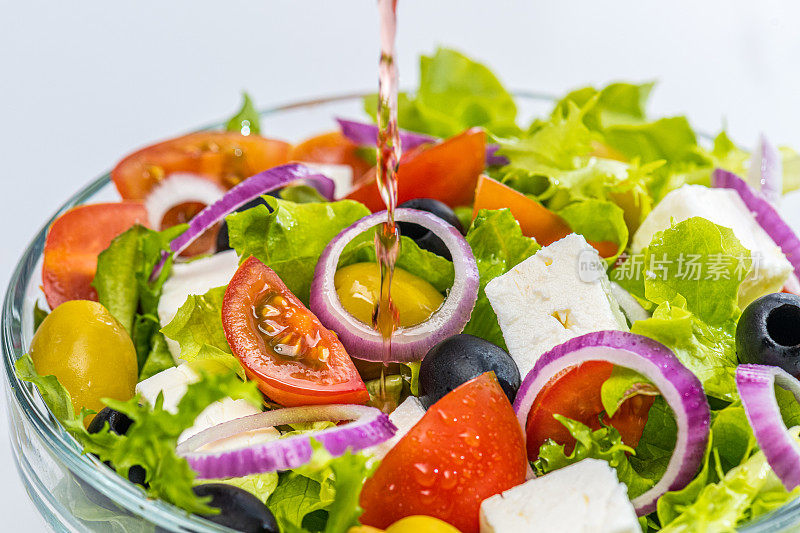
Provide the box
[334,263,444,327]
[348,516,461,533]
[387,516,462,533]
[348,527,384,533]
[30,300,137,421]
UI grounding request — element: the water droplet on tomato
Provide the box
[419,489,436,505]
[412,463,437,488]
[459,431,481,448]
[441,470,458,490]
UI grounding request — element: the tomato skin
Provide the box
[42,202,149,310]
[112,132,291,200]
[473,174,571,246]
[360,373,527,533]
[221,257,368,406]
[473,174,618,257]
[525,361,654,460]
[289,131,373,182]
[347,129,486,211]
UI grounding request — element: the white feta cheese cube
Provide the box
[158,250,240,361]
[486,233,627,378]
[369,396,426,460]
[180,397,279,451]
[479,459,639,533]
[632,184,792,305]
[135,364,273,449]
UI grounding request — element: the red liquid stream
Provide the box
[372,0,401,412]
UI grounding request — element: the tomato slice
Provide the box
[42,202,149,310]
[525,361,654,460]
[221,257,368,406]
[112,131,291,200]
[473,174,618,256]
[360,373,527,533]
[346,129,486,211]
[289,131,373,182]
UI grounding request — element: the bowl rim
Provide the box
[2,90,798,532]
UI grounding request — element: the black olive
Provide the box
[88,407,147,487]
[737,292,800,375]
[192,483,280,533]
[216,195,274,252]
[88,406,134,435]
[419,334,520,409]
[398,198,464,260]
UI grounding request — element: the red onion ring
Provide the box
[336,117,509,167]
[712,168,800,281]
[310,208,479,362]
[177,404,396,480]
[748,134,783,205]
[513,330,710,516]
[143,173,226,231]
[149,163,336,281]
[336,117,435,150]
[736,364,800,490]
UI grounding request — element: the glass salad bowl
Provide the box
[3,93,800,533]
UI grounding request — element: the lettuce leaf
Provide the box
[15,353,76,422]
[226,195,455,300]
[556,198,629,260]
[364,47,519,138]
[161,287,229,358]
[226,197,370,303]
[161,287,245,378]
[600,367,657,418]
[643,217,750,327]
[534,415,654,500]
[498,101,593,175]
[616,217,750,401]
[16,352,260,514]
[200,472,279,505]
[225,92,261,135]
[551,82,653,130]
[461,209,540,348]
[659,441,799,532]
[93,224,183,378]
[268,442,376,533]
[632,301,738,402]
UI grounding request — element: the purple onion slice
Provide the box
[336,117,509,167]
[712,168,800,281]
[178,404,396,479]
[736,364,800,490]
[747,134,783,205]
[513,330,710,516]
[149,163,335,280]
[310,208,479,362]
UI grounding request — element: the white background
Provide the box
[2,0,800,529]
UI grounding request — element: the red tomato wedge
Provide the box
[289,131,373,182]
[42,202,149,310]
[473,174,619,257]
[525,361,655,460]
[112,131,291,200]
[221,257,368,407]
[360,373,527,533]
[346,128,486,211]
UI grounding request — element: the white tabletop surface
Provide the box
[2,0,800,530]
